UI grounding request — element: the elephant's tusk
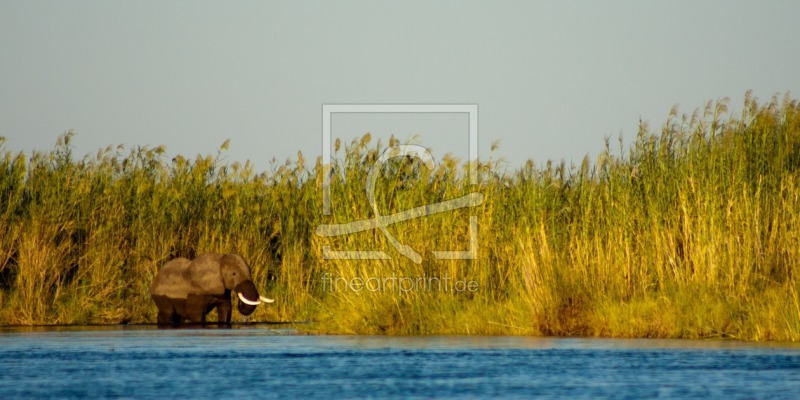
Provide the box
[237,292,261,306]
[259,296,275,303]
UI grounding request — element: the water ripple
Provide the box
[1,327,799,399]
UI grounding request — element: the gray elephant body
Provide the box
[151,252,272,324]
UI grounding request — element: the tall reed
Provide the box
[0,91,798,340]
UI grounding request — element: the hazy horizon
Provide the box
[2,1,798,172]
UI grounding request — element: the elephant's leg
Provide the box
[157,309,173,324]
[152,295,180,324]
[158,310,176,324]
[186,295,210,323]
[217,297,232,324]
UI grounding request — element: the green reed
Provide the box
[0,91,798,340]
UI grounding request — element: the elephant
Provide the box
[151,252,274,324]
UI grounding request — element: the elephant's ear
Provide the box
[234,280,260,302]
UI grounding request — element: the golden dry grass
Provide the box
[0,91,799,341]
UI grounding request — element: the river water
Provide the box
[0,326,798,399]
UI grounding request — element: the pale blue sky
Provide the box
[2,1,798,171]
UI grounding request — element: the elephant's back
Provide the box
[185,253,228,294]
[151,257,193,297]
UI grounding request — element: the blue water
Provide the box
[1,326,799,399]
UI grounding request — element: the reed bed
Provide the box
[1,91,799,340]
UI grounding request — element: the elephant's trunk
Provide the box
[233,281,275,317]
